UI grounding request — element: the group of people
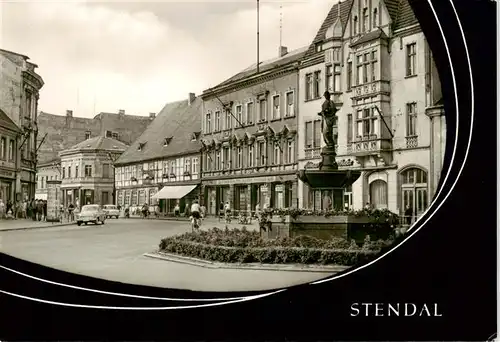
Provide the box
[0,199,48,221]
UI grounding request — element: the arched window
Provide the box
[373,8,378,28]
[362,8,368,32]
[353,16,358,35]
[369,179,388,209]
[400,168,428,218]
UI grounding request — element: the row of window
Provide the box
[37,174,59,189]
[115,157,200,183]
[203,140,295,172]
[0,137,15,161]
[310,42,417,100]
[116,188,156,207]
[205,91,295,134]
[61,164,105,179]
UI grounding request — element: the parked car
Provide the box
[76,205,106,226]
[103,204,120,219]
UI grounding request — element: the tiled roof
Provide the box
[0,108,21,133]
[384,0,418,31]
[115,97,202,165]
[304,0,354,59]
[211,46,308,90]
[62,136,129,154]
[350,28,388,47]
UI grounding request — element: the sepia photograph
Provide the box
[0,0,446,292]
[0,0,497,340]
[1,0,445,293]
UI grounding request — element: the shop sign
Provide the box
[205,175,295,186]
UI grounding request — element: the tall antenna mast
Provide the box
[279,4,283,47]
[257,0,260,74]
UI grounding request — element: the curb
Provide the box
[0,222,76,232]
[143,251,348,273]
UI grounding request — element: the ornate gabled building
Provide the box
[0,48,44,202]
[200,46,306,216]
[59,136,128,207]
[297,0,445,218]
[114,94,202,214]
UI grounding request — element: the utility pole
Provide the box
[257,0,260,74]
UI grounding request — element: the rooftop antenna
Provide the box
[257,0,260,74]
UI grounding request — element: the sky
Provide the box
[1,0,335,118]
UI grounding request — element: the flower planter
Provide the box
[260,214,392,243]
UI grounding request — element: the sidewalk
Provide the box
[0,218,74,232]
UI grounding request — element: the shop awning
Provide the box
[151,185,197,200]
[35,193,47,200]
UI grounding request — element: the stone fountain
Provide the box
[297,91,361,191]
[261,91,374,242]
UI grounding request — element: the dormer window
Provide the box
[85,131,91,140]
[105,130,112,138]
[137,142,146,151]
[315,43,323,52]
[163,137,173,146]
[112,132,118,140]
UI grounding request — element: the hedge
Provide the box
[159,239,379,266]
[158,227,393,266]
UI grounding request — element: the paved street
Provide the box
[0,218,330,292]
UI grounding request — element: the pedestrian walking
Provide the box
[218,201,224,222]
[68,203,75,221]
[174,201,180,217]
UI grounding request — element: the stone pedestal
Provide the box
[320,145,338,170]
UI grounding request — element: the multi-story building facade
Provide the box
[200,46,305,216]
[0,109,21,202]
[59,136,128,207]
[0,48,44,202]
[34,158,61,201]
[297,0,445,218]
[114,94,202,214]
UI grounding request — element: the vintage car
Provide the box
[75,204,106,226]
[103,204,120,219]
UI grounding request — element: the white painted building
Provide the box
[297,0,445,218]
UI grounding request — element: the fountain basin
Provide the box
[297,169,361,189]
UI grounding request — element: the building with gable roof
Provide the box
[58,136,129,207]
[114,94,202,214]
[200,45,306,216]
[0,48,44,202]
[297,0,445,219]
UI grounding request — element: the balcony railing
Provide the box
[352,80,390,99]
[405,135,418,148]
[304,147,321,160]
[351,137,392,155]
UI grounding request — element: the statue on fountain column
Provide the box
[318,91,338,148]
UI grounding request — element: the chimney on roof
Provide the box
[118,109,125,115]
[188,93,196,105]
[278,46,288,58]
[66,110,73,118]
[149,112,156,119]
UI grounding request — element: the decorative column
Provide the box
[291,180,298,208]
[426,105,446,199]
[228,184,235,211]
[247,184,252,215]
